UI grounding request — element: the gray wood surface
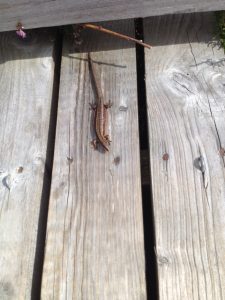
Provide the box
[1,0,225,33]
[144,13,225,299]
[41,20,147,299]
[0,30,55,299]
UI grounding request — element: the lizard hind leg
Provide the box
[89,103,97,111]
[91,139,98,150]
[104,135,111,144]
[104,100,113,109]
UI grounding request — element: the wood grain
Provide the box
[0,30,56,299]
[144,13,225,299]
[41,20,147,299]
[1,0,225,33]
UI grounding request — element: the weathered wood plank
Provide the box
[144,13,225,299]
[1,0,225,33]
[0,30,56,299]
[41,20,147,299]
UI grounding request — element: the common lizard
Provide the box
[88,53,111,152]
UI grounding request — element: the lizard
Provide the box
[88,52,111,152]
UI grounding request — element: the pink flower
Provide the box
[16,29,26,39]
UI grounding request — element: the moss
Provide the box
[215,11,225,51]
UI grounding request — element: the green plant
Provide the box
[216,11,225,51]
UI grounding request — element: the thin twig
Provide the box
[81,23,151,49]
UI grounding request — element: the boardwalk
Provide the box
[0,12,225,300]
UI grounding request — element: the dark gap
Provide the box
[135,18,159,300]
[31,27,63,300]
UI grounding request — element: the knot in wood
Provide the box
[114,156,121,165]
[158,256,169,265]
[17,166,23,173]
[219,147,225,157]
[162,153,169,161]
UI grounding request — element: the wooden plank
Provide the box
[0,30,56,299]
[1,0,225,33]
[41,20,147,299]
[144,13,225,299]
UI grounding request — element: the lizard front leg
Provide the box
[104,100,112,109]
[89,103,97,111]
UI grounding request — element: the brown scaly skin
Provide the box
[88,53,111,152]
[90,102,111,152]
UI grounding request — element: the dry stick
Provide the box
[81,23,151,49]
